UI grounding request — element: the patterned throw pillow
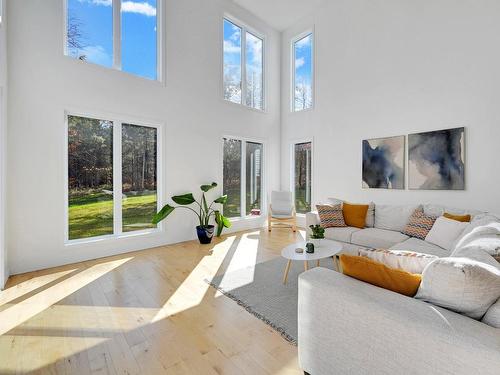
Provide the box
[316,204,346,228]
[402,208,438,240]
[359,248,438,274]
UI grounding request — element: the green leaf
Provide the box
[220,214,232,228]
[200,182,217,192]
[172,193,196,205]
[213,195,228,204]
[215,211,224,237]
[202,193,209,213]
[152,204,175,224]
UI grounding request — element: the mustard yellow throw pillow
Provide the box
[340,254,422,297]
[342,202,369,229]
[443,212,471,222]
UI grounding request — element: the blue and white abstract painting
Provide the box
[409,127,465,190]
[362,136,405,189]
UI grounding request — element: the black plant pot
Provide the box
[196,225,215,244]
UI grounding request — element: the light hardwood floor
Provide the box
[0,228,306,374]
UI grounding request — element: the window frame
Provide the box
[291,28,315,113]
[62,0,164,82]
[290,138,314,216]
[222,14,267,112]
[64,109,163,245]
[221,135,267,221]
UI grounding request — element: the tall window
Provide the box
[223,18,264,110]
[67,114,159,241]
[292,32,313,111]
[66,0,159,80]
[293,142,312,213]
[223,138,263,218]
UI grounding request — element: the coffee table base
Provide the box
[282,256,340,284]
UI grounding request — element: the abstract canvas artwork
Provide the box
[408,127,465,190]
[362,135,405,189]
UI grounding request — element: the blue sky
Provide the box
[223,19,242,89]
[67,0,157,80]
[294,34,312,86]
[294,33,313,109]
[223,19,263,108]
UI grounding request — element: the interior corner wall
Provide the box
[7,0,281,274]
[0,0,7,287]
[281,0,500,214]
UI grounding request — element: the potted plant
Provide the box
[309,224,325,246]
[152,182,231,244]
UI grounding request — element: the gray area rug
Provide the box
[205,257,335,345]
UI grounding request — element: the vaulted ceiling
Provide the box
[233,0,325,31]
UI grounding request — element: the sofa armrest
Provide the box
[305,211,320,239]
[298,268,500,375]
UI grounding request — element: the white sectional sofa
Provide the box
[300,201,500,375]
[306,202,483,257]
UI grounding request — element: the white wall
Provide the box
[7,0,281,274]
[281,0,500,215]
[0,0,7,286]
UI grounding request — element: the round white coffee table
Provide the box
[281,240,343,284]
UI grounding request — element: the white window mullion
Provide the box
[113,0,122,70]
[156,0,163,82]
[241,30,247,106]
[113,121,123,235]
[240,141,246,217]
[291,42,296,112]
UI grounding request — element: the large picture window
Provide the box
[223,18,264,111]
[65,0,159,80]
[67,114,159,241]
[223,137,263,218]
[292,32,314,111]
[293,141,312,214]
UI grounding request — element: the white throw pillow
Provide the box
[359,248,438,274]
[482,298,500,328]
[425,216,468,251]
[415,255,500,319]
[374,204,421,232]
[453,217,500,257]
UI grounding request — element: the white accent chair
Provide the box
[268,191,297,232]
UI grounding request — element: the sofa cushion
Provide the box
[425,216,468,251]
[482,298,500,328]
[342,202,369,229]
[375,204,421,232]
[443,212,471,222]
[339,242,370,256]
[316,204,346,228]
[423,204,484,218]
[351,228,409,249]
[390,237,449,257]
[402,208,438,240]
[340,254,422,297]
[324,227,361,243]
[453,216,500,257]
[359,248,438,274]
[328,197,375,228]
[415,253,500,319]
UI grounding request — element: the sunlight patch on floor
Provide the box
[0,257,133,336]
[151,235,238,322]
[12,305,161,333]
[0,268,78,309]
[215,231,260,296]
